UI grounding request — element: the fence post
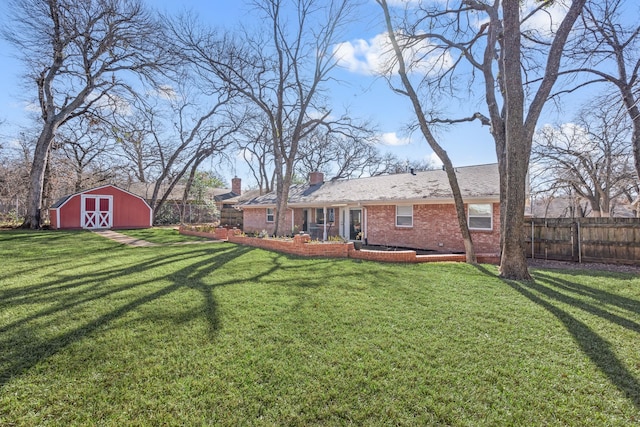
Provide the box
[571,221,578,262]
[577,220,582,263]
[531,220,535,260]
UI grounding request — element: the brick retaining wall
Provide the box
[179,226,499,264]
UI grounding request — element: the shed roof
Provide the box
[49,184,151,210]
[239,163,500,207]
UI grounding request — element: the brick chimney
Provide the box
[231,177,241,195]
[309,171,324,186]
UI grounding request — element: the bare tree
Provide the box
[531,98,637,217]
[56,116,118,192]
[111,88,242,223]
[236,118,276,194]
[372,155,437,176]
[295,125,379,180]
[376,0,586,278]
[171,0,359,235]
[563,0,640,189]
[0,133,32,221]
[3,0,169,228]
[378,0,481,263]
[110,102,164,184]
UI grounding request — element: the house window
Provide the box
[266,208,274,223]
[468,203,492,230]
[396,205,413,227]
[316,208,335,224]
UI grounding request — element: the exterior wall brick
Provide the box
[364,203,500,254]
[242,207,293,235]
[243,202,500,253]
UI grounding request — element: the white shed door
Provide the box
[81,195,113,229]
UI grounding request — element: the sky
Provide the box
[0,0,586,188]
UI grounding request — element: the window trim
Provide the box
[468,203,493,231]
[266,207,275,223]
[396,205,413,227]
[316,207,335,224]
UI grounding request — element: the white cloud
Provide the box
[539,122,595,151]
[428,152,443,168]
[333,31,453,76]
[307,110,333,121]
[237,147,255,162]
[386,0,421,7]
[521,0,569,36]
[23,101,40,113]
[333,33,389,75]
[153,85,178,101]
[378,132,411,146]
[466,1,568,37]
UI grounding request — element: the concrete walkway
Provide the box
[93,230,157,247]
[93,229,224,247]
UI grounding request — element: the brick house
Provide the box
[237,163,501,254]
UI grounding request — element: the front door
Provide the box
[81,195,113,229]
[302,209,308,232]
[349,208,362,240]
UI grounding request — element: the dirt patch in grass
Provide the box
[528,258,640,274]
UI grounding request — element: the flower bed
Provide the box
[178,226,499,264]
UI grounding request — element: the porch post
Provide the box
[363,207,367,241]
[323,206,327,241]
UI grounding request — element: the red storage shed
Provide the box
[49,185,153,230]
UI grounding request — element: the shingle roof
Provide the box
[126,182,232,201]
[239,163,499,207]
[218,189,262,204]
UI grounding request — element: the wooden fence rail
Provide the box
[524,218,640,265]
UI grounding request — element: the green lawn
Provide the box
[117,227,212,244]
[1,230,639,426]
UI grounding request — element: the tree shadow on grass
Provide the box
[474,264,640,411]
[0,243,261,389]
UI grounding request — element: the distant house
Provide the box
[237,164,501,254]
[530,195,639,218]
[213,177,261,228]
[49,185,152,230]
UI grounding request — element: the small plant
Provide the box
[258,229,270,238]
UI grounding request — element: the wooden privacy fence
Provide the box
[525,218,640,265]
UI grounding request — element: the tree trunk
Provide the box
[42,151,54,224]
[180,165,199,224]
[273,158,294,237]
[499,145,531,279]
[498,1,531,280]
[22,126,56,229]
[621,87,640,188]
[379,0,476,263]
[494,131,507,256]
